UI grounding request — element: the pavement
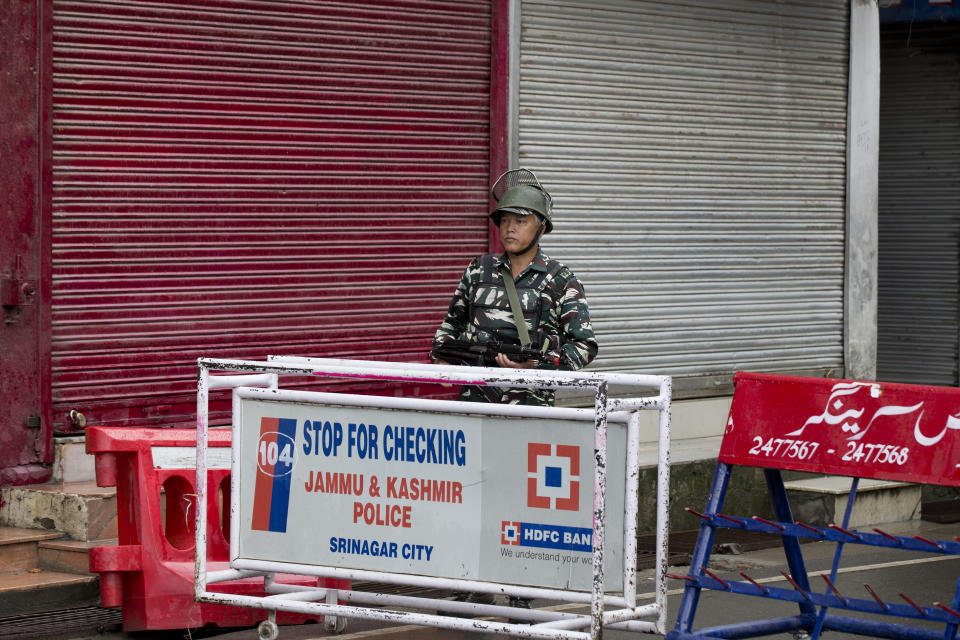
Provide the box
[59,518,960,640]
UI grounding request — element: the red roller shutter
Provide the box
[51,0,494,430]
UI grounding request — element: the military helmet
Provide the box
[490,168,553,234]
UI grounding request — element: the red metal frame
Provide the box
[488,0,509,254]
[0,0,53,485]
[39,0,54,448]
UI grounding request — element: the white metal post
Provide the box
[622,410,642,606]
[655,376,672,634]
[591,380,608,640]
[194,363,209,599]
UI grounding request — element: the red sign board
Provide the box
[718,372,960,487]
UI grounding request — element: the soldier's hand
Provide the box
[495,353,535,369]
[430,357,454,386]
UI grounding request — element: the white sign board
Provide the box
[234,391,626,591]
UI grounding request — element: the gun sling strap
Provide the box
[499,262,532,346]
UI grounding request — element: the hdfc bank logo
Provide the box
[527,443,579,511]
[501,521,521,545]
[498,520,593,552]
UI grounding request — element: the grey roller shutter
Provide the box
[877,24,960,386]
[518,0,849,395]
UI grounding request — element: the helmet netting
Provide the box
[491,168,553,216]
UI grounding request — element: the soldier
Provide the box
[431,167,598,404]
[431,168,598,611]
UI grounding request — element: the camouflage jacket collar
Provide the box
[495,248,550,278]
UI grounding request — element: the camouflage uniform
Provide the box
[433,248,598,405]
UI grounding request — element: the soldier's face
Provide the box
[499,212,540,253]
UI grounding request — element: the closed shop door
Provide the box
[877,23,960,386]
[51,0,494,430]
[1,1,52,482]
[518,0,849,396]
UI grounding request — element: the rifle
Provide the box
[430,339,561,368]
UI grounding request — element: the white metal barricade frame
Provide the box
[193,356,671,640]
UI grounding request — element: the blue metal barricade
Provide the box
[668,372,960,640]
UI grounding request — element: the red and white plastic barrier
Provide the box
[86,425,347,631]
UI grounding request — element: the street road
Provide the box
[65,520,960,640]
